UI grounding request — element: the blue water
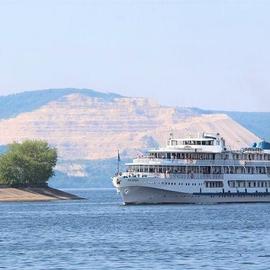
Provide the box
[0,189,270,270]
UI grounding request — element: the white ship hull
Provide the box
[112,133,270,205]
[119,186,270,205]
[113,174,270,205]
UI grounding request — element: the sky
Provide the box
[0,0,269,112]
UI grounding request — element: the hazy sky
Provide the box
[0,0,269,111]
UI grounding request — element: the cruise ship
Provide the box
[112,133,270,204]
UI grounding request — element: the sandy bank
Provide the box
[0,187,82,202]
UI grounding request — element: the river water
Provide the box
[0,188,270,270]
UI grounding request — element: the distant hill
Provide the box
[189,109,270,142]
[1,89,268,140]
[0,88,268,188]
[0,89,258,160]
[225,112,270,141]
[0,88,122,119]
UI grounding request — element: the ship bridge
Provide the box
[161,133,226,153]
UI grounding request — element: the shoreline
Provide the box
[0,186,82,202]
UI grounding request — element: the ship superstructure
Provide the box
[112,133,270,204]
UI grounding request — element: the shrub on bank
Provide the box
[0,140,57,187]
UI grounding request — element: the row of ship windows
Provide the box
[170,140,215,146]
[205,181,223,188]
[171,194,270,198]
[206,194,270,198]
[142,180,270,189]
[150,153,215,160]
[129,166,270,174]
[158,182,203,186]
[148,181,217,187]
[149,152,270,161]
[228,180,270,188]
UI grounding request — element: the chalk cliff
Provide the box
[0,92,258,160]
[0,89,260,184]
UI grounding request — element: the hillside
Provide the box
[224,112,270,141]
[0,88,268,188]
[0,88,122,119]
[0,90,259,159]
[192,109,270,141]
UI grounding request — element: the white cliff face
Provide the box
[0,93,258,160]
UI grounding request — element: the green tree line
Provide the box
[0,140,57,187]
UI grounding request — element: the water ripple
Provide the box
[0,189,269,270]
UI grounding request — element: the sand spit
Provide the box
[0,187,82,202]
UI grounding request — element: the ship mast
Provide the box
[117,150,120,175]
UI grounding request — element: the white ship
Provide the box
[112,133,270,204]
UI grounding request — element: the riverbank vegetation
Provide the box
[0,140,57,187]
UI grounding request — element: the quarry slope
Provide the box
[0,92,258,162]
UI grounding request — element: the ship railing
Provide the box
[244,161,270,166]
[132,158,246,166]
[162,173,224,179]
[122,172,224,180]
